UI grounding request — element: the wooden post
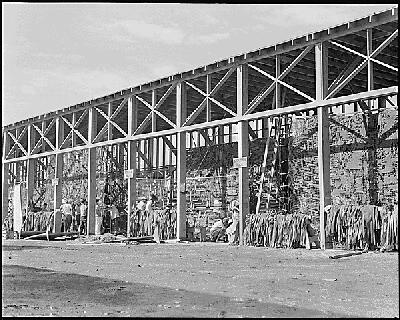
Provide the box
[316,42,330,250]
[2,131,10,225]
[367,28,374,93]
[237,64,250,245]
[53,117,64,232]
[127,96,137,237]
[276,55,281,109]
[149,90,157,171]
[176,82,187,240]
[26,124,36,210]
[87,107,97,235]
[218,125,227,211]
[206,74,212,122]
[107,102,113,176]
[72,112,77,147]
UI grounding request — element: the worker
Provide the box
[60,199,73,232]
[95,198,103,235]
[42,203,53,232]
[210,217,229,242]
[110,204,119,235]
[226,206,239,245]
[135,197,145,236]
[137,197,146,211]
[74,201,81,232]
[146,194,157,235]
[79,199,88,235]
[305,215,320,249]
[197,211,208,242]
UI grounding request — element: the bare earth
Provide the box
[2,239,399,318]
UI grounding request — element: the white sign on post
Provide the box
[232,157,248,168]
[124,169,134,179]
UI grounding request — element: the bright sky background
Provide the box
[2,3,395,126]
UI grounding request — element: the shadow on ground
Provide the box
[2,265,346,317]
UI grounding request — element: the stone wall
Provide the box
[290,107,398,218]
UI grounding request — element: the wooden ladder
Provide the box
[255,116,282,215]
[276,115,293,213]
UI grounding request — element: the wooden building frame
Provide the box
[2,7,398,246]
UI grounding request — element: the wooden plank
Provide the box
[6,127,27,159]
[87,107,97,235]
[127,96,137,236]
[162,136,177,155]
[316,41,330,250]
[183,99,207,127]
[329,251,364,259]
[2,130,10,225]
[176,82,187,240]
[367,28,374,93]
[8,131,28,156]
[237,64,249,246]
[206,74,212,122]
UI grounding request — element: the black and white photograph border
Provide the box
[2,3,398,318]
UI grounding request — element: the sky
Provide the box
[2,3,395,126]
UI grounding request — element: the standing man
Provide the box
[110,204,119,235]
[60,199,73,232]
[226,206,239,245]
[79,199,88,235]
[95,198,103,235]
[146,194,157,235]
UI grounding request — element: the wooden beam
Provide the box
[198,129,214,146]
[53,116,64,231]
[162,136,177,155]
[59,109,88,148]
[367,28,374,93]
[61,115,88,145]
[276,55,281,109]
[87,107,97,235]
[249,63,315,102]
[127,96,137,237]
[186,81,237,117]
[134,85,176,135]
[6,127,27,159]
[331,39,397,72]
[246,82,275,115]
[95,106,127,138]
[327,29,398,99]
[206,74,212,122]
[107,102,113,141]
[149,90,157,169]
[72,112,77,147]
[2,131,10,225]
[176,82,187,240]
[237,64,249,246]
[26,124,36,210]
[31,120,56,151]
[3,86,397,163]
[8,131,28,156]
[316,41,330,250]
[182,98,207,127]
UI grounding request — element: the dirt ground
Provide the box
[2,239,399,318]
